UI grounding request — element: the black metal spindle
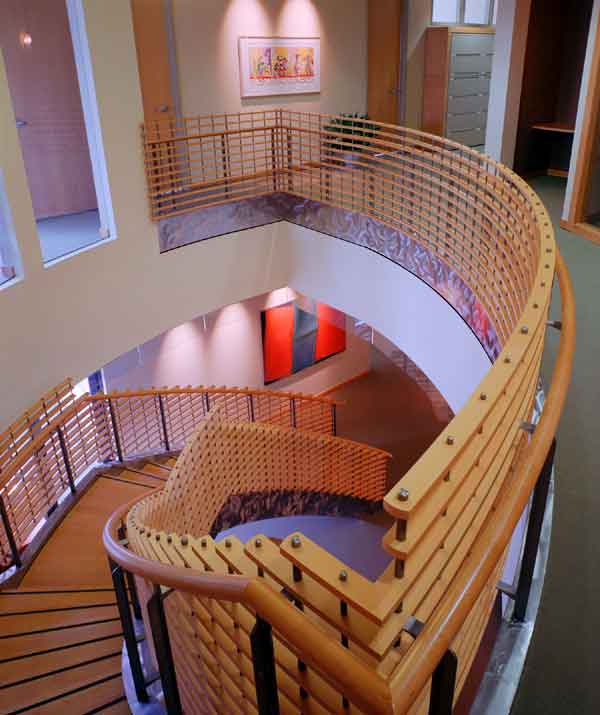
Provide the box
[0,496,21,568]
[108,558,148,702]
[251,616,280,715]
[290,398,297,429]
[157,395,170,452]
[147,586,182,715]
[428,649,458,715]
[498,438,556,621]
[107,399,123,463]
[57,426,76,495]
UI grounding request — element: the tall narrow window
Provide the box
[432,0,460,25]
[0,0,114,265]
[432,0,496,25]
[0,170,21,288]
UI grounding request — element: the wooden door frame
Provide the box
[66,0,116,243]
[561,0,600,242]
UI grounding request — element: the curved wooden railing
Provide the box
[1,111,575,714]
[0,386,339,570]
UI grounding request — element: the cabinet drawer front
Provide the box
[447,127,487,147]
[447,93,489,115]
[451,33,495,55]
[448,75,491,97]
[446,111,487,132]
[451,52,494,75]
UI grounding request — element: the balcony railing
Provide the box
[1,111,575,714]
[0,385,340,571]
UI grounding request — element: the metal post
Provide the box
[248,394,256,422]
[57,426,76,495]
[108,399,123,463]
[512,438,556,621]
[428,649,458,715]
[203,391,211,414]
[0,496,21,568]
[147,586,182,715]
[251,616,280,715]
[108,559,148,702]
[116,525,143,621]
[290,399,297,429]
[332,404,337,436]
[157,395,170,452]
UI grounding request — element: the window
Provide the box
[0,170,21,289]
[0,0,114,266]
[432,0,497,25]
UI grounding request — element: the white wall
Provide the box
[485,0,532,165]
[103,288,370,395]
[278,224,491,413]
[172,0,368,116]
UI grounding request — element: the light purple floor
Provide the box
[37,209,102,263]
[217,515,392,581]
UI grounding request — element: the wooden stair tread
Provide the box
[97,698,131,715]
[0,590,116,614]
[137,462,170,477]
[0,653,122,713]
[15,671,125,715]
[0,621,123,661]
[0,634,124,687]
[98,470,163,490]
[0,604,119,637]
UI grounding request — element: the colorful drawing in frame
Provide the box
[261,299,346,384]
[239,37,320,98]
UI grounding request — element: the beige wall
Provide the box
[171,0,368,116]
[103,288,370,395]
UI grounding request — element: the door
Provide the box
[0,0,97,219]
[368,0,404,124]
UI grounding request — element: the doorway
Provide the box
[0,0,111,263]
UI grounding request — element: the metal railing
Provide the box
[0,386,339,572]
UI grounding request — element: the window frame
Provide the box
[0,169,22,291]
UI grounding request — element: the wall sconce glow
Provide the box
[19,32,32,48]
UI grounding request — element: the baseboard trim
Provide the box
[560,219,600,246]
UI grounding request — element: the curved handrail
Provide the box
[389,250,575,710]
[104,497,393,715]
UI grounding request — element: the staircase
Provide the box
[0,457,174,715]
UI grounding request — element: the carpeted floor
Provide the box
[37,208,102,263]
[512,176,600,714]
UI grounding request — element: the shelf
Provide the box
[531,122,575,134]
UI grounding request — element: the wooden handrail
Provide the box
[103,497,393,715]
[389,250,575,711]
[86,385,343,406]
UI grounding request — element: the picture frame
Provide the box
[238,36,321,98]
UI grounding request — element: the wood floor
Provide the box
[0,458,174,715]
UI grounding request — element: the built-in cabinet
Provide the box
[422,26,495,151]
[513,0,593,178]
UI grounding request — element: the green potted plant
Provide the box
[323,113,377,165]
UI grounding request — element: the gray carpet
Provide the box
[512,176,600,714]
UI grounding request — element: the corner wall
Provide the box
[103,288,370,396]
[172,0,368,116]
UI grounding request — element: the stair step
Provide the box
[145,459,172,473]
[0,604,119,638]
[91,697,131,715]
[0,635,124,688]
[0,653,122,714]
[1,620,123,663]
[138,462,170,478]
[0,590,115,615]
[99,470,163,490]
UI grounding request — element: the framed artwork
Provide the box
[238,36,321,98]
[261,300,346,384]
